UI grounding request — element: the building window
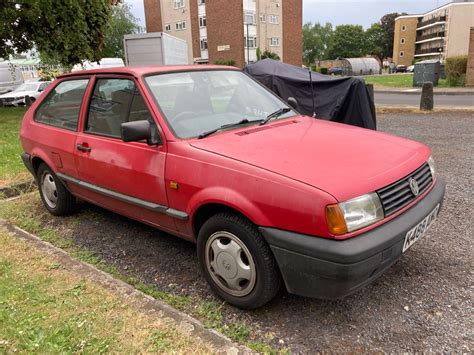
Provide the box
[165,23,171,32]
[400,38,405,44]
[198,0,205,4]
[260,14,266,23]
[175,0,185,8]
[400,51,404,57]
[244,36,257,48]
[244,11,256,25]
[199,16,206,27]
[269,15,279,24]
[270,37,279,46]
[200,38,208,50]
[401,25,407,31]
[176,21,186,30]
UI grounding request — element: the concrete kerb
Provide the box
[1,219,252,354]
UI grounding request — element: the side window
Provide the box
[34,79,89,131]
[86,78,155,138]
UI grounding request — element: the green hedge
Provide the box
[214,59,236,66]
[320,67,328,75]
[445,56,467,87]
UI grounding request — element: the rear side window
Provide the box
[34,79,89,131]
[86,78,155,138]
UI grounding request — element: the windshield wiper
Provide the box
[260,107,292,125]
[197,119,263,139]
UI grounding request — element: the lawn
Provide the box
[363,74,449,88]
[0,107,29,187]
[0,228,214,353]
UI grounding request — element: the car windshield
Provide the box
[15,83,39,92]
[145,70,296,139]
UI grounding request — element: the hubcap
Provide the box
[205,231,256,297]
[41,172,58,209]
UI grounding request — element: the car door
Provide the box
[31,77,91,180]
[73,75,175,230]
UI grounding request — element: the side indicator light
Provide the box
[169,181,179,190]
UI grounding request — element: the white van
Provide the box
[0,61,23,94]
[71,58,125,72]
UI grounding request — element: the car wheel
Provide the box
[37,163,75,216]
[197,212,282,309]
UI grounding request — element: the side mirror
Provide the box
[287,97,298,110]
[120,120,161,145]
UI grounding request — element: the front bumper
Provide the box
[260,178,446,299]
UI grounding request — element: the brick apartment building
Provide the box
[143,0,302,68]
[393,0,474,67]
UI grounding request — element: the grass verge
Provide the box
[0,228,214,353]
[0,193,279,353]
[363,74,449,88]
[0,107,29,188]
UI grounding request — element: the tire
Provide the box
[197,212,282,309]
[36,163,76,216]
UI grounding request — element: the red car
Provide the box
[20,66,445,309]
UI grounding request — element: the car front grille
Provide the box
[2,97,15,102]
[377,163,433,216]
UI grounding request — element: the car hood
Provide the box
[0,90,35,98]
[190,116,430,201]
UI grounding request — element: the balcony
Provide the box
[414,47,444,57]
[417,16,446,30]
[416,31,445,42]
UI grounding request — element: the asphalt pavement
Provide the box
[375,92,474,108]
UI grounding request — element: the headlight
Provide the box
[326,193,384,235]
[15,96,25,100]
[427,155,436,178]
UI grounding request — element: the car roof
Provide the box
[58,65,239,79]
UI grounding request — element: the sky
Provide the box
[125,0,453,30]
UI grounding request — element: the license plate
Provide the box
[403,204,439,252]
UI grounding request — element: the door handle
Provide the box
[76,144,91,152]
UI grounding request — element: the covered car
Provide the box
[244,59,376,130]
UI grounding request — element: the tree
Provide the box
[379,12,406,59]
[365,23,385,61]
[102,3,140,59]
[328,25,367,59]
[0,1,119,67]
[302,22,333,66]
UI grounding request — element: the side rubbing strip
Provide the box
[56,173,188,220]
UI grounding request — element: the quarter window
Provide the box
[86,78,155,138]
[34,79,89,131]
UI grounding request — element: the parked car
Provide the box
[328,66,344,75]
[20,66,445,309]
[395,65,407,73]
[407,65,415,73]
[0,81,51,106]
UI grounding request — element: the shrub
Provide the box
[214,59,236,66]
[445,56,467,87]
[320,67,328,75]
[260,50,280,61]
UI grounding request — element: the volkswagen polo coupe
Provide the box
[20,66,445,309]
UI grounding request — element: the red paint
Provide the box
[20,66,432,240]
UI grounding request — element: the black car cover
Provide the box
[244,59,376,130]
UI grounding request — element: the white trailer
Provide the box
[123,32,189,66]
